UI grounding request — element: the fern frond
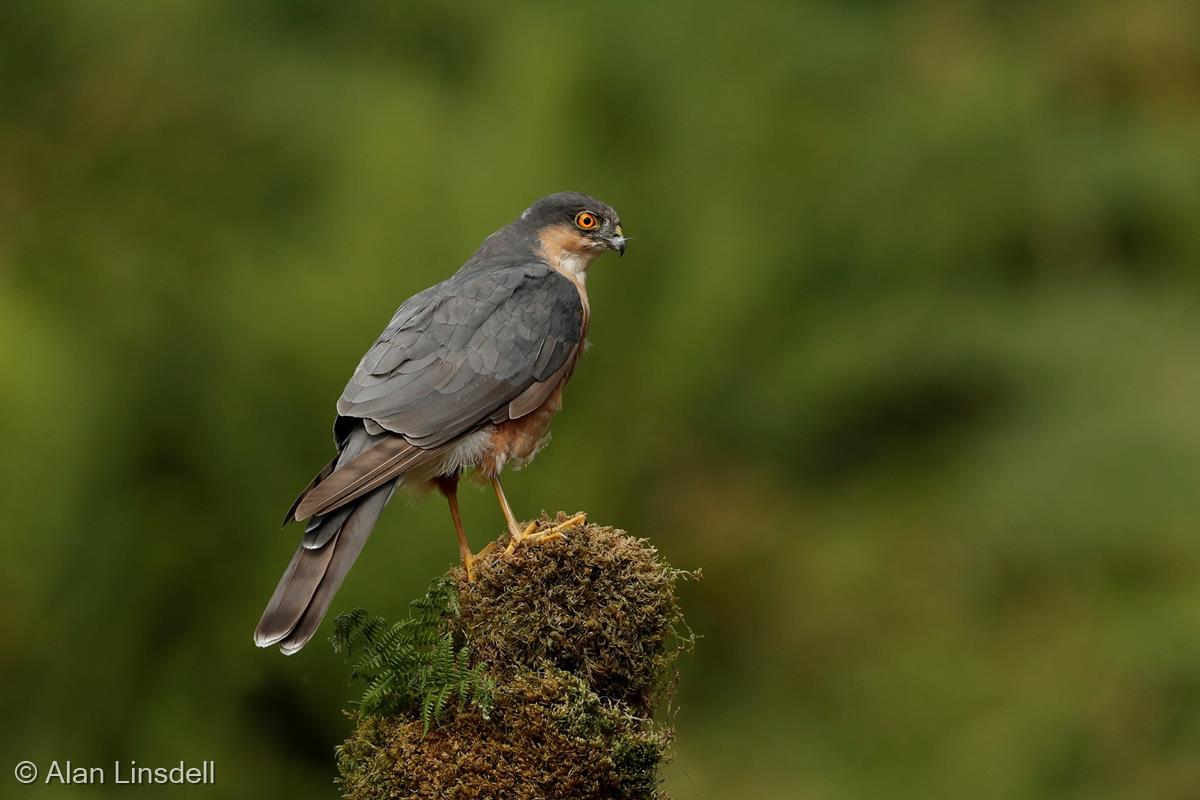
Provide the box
[330,578,492,728]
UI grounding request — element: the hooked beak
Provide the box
[608,225,627,257]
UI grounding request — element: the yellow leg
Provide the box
[438,475,476,582]
[504,521,539,555]
[491,475,525,540]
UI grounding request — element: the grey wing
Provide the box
[337,262,585,448]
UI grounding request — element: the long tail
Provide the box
[255,421,404,655]
[253,481,394,654]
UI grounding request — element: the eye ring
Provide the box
[574,211,599,231]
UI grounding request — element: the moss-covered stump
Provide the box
[334,514,697,800]
[337,670,670,800]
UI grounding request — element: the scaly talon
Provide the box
[458,541,498,583]
[505,521,540,555]
[542,512,586,538]
[525,530,565,545]
[506,513,586,553]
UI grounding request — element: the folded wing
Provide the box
[292,262,584,521]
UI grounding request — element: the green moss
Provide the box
[337,670,669,800]
[455,514,696,714]
[335,514,697,800]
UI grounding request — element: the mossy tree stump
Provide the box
[334,513,697,800]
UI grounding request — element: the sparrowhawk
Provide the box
[254,192,626,654]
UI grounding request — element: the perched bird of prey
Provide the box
[254,192,626,654]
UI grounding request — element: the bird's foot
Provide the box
[461,541,502,583]
[534,512,587,543]
[504,513,586,555]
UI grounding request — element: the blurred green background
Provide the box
[3,1,1200,798]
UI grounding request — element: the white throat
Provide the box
[557,251,593,285]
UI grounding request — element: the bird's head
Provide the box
[520,192,626,280]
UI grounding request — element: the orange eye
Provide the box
[575,211,599,230]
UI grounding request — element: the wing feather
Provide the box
[294,437,435,521]
[336,263,584,448]
[289,262,584,526]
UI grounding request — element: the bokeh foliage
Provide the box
[2,1,1200,798]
